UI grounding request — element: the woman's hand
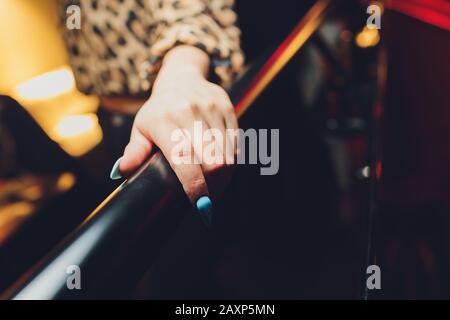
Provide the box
[114,46,238,206]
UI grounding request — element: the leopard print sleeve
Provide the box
[144,0,245,89]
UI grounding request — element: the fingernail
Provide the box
[196,195,213,226]
[109,157,123,180]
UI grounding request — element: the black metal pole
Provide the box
[3,153,189,299]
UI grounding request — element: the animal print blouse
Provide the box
[59,0,244,96]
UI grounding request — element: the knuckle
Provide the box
[178,99,194,112]
[209,82,225,93]
[160,110,176,123]
[223,102,234,113]
[205,101,216,112]
[185,177,206,196]
[214,85,230,100]
[190,102,200,113]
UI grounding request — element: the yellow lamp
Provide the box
[0,0,101,157]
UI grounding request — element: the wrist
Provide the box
[159,45,209,76]
[154,63,207,93]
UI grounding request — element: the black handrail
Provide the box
[3,0,331,299]
[4,153,188,299]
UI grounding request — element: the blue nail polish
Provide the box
[196,196,213,226]
[109,157,123,180]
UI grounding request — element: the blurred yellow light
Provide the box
[0,201,35,245]
[56,172,76,192]
[356,27,380,48]
[53,113,103,157]
[56,114,96,138]
[18,184,44,201]
[14,67,74,101]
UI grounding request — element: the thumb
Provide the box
[115,127,153,178]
